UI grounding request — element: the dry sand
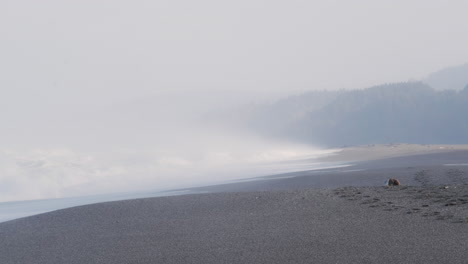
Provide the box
[321,143,468,163]
[1,146,468,264]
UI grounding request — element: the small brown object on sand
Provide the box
[386,178,401,186]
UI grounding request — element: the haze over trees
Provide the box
[218,65,468,147]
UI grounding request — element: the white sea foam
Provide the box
[0,138,340,203]
[0,141,344,223]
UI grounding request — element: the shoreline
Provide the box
[4,143,467,224]
[2,145,468,224]
[1,145,468,263]
[0,151,349,223]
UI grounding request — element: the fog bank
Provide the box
[1,91,332,202]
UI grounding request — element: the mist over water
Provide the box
[0,135,330,203]
[0,92,332,203]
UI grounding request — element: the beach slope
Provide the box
[1,146,468,263]
[1,185,467,264]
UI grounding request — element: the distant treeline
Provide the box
[223,82,468,147]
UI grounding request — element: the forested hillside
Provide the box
[224,82,468,147]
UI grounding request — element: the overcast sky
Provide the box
[2,0,468,104]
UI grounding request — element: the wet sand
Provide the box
[1,146,468,263]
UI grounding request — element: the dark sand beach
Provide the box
[1,145,468,263]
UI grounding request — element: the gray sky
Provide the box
[2,0,468,104]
